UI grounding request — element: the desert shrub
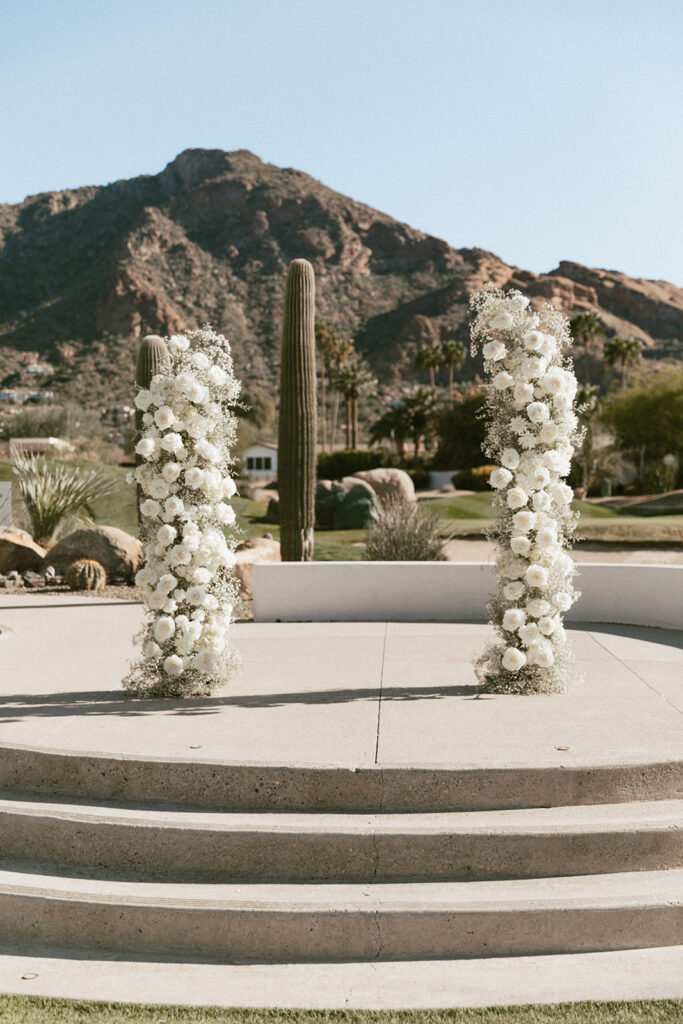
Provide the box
[12,453,118,545]
[432,388,486,470]
[363,498,448,561]
[317,448,396,480]
[405,466,431,490]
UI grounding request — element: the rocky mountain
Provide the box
[1,147,681,408]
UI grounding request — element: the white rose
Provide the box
[503,608,526,632]
[483,340,507,361]
[522,330,544,351]
[540,335,556,358]
[518,622,541,646]
[192,567,212,585]
[215,501,236,525]
[531,466,551,490]
[506,487,528,510]
[195,439,220,463]
[513,382,535,404]
[163,654,184,676]
[134,389,153,411]
[539,422,559,445]
[194,649,220,673]
[507,294,529,311]
[502,647,527,672]
[149,478,170,500]
[157,524,177,547]
[532,490,551,512]
[526,598,551,618]
[140,499,162,518]
[223,475,239,499]
[511,535,532,556]
[148,591,167,611]
[492,371,514,390]
[162,462,182,483]
[542,450,567,474]
[153,616,176,642]
[168,334,190,352]
[170,544,192,565]
[503,581,525,600]
[135,437,155,459]
[164,495,184,518]
[135,567,155,587]
[490,467,513,490]
[186,416,210,439]
[524,564,549,588]
[185,380,209,404]
[532,642,555,668]
[154,406,175,430]
[538,615,559,636]
[550,482,574,505]
[192,351,210,369]
[185,467,205,489]
[157,573,178,595]
[186,585,207,606]
[160,432,183,453]
[527,401,550,424]
[552,591,573,612]
[501,448,520,470]
[541,368,566,396]
[163,598,178,614]
[490,311,514,330]
[554,393,573,412]
[208,365,227,386]
[521,356,546,379]
[143,640,162,660]
[512,510,537,533]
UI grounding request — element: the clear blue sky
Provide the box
[4,0,682,284]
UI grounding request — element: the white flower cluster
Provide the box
[470,288,581,693]
[123,327,241,697]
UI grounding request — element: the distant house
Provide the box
[9,436,75,458]
[242,442,277,480]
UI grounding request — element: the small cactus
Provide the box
[65,559,107,591]
[278,259,317,561]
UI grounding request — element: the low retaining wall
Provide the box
[253,561,683,630]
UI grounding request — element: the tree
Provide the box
[327,334,355,449]
[570,312,605,385]
[601,366,683,479]
[433,386,486,470]
[414,345,443,389]
[604,336,642,383]
[315,319,342,452]
[332,359,377,449]
[402,386,440,459]
[369,403,412,459]
[439,338,466,397]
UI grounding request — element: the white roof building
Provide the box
[242,442,277,480]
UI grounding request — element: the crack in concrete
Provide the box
[589,630,683,721]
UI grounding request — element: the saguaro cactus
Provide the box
[135,335,169,528]
[278,259,317,561]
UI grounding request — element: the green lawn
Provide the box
[0,998,680,1024]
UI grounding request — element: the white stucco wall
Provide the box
[253,561,683,630]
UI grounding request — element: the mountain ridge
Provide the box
[1,148,681,407]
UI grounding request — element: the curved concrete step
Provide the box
[1,742,681,811]
[0,795,681,881]
[0,867,679,960]
[1,946,682,1007]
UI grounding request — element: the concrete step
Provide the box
[0,795,681,881]
[0,866,679,960]
[1,945,682,1008]
[1,742,681,811]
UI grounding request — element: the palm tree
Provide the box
[570,312,605,385]
[328,336,355,449]
[439,338,466,397]
[332,359,377,449]
[369,403,412,459]
[414,345,443,389]
[315,319,342,452]
[402,387,440,459]
[604,336,642,383]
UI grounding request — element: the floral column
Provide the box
[470,287,580,693]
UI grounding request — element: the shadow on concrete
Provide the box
[0,683,479,721]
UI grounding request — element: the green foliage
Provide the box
[602,367,683,463]
[604,336,642,378]
[11,453,119,545]
[433,388,487,470]
[333,484,376,529]
[331,358,377,448]
[317,448,397,480]
[278,259,317,561]
[65,558,107,591]
[451,464,498,491]
[364,497,448,560]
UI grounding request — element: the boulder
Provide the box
[333,484,377,529]
[316,477,376,527]
[44,526,143,582]
[353,468,416,505]
[0,528,47,573]
[234,536,281,601]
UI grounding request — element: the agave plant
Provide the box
[12,453,118,545]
